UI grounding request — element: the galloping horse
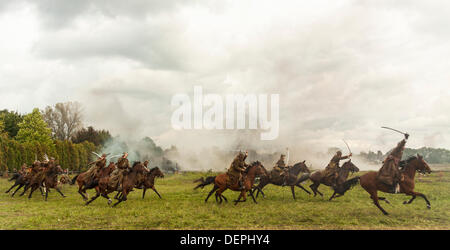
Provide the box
[86,162,148,207]
[25,163,65,200]
[359,154,432,215]
[253,161,311,200]
[205,161,267,205]
[308,160,360,199]
[116,166,165,199]
[73,162,116,200]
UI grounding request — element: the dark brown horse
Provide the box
[205,161,267,205]
[140,167,164,199]
[308,160,360,199]
[86,161,148,207]
[73,162,116,200]
[116,166,165,199]
[24,163,65,201]
[41,164,66,201]
[253,161,311,200]
[358,154,432,215]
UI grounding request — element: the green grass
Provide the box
[0,171,449,230]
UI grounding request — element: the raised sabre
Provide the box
[381,126,408,136]
[286,147,290,166]
[342,139,352,156]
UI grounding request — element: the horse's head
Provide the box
[409,154,432,174]
[248,161,267,177]
[341,159,359,173]
[55,165,64,174]
[293,160,310,173]
[149,167,165,178]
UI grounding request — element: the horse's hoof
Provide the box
[403,201,408,205]
[427,205,431,209]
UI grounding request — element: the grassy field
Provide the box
[0,169,449,230]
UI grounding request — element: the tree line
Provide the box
[0,103,111,172]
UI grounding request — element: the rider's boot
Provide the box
[238,180,245,190]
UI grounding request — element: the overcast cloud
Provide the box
[0,0,449,163]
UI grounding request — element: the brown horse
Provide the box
[25,163,65,201]
[359,154,432,215]
[41,164,66,201]
[140,167,164,199]
[205,161,267,205]
[72,162,116,200]
[253,161,311,200]
[86,162,148,207]
[308,160,360,199]
[116,166,165,199]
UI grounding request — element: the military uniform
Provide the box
[273,155,289,185]
[323,151,351,186]
[84,155,107,185]
[109,153,131,190]
[227,151,248,190]
[377,138,407,193]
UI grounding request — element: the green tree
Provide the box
[16,108,54,148]
[0,109,23,138]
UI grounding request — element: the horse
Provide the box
[6,172,31,197]
[307,160,360,199]
[72,162,116,201]
[253,160,311,200]
[205,161,268,205]
[86,162,148,207]
[23,163,65,200]
[116,167,165,199]
[358,154,432,215]
[193,176,216,190]
[41,164,66,201]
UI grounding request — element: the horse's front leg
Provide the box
[56,187,66,198]
[410,192,431,209]
[151,186,162,199]
[329,191,337,201]
[249,190,258,204]
[234,192,243,205]
[296,183,311,195]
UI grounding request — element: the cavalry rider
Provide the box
[377,133,409,193]
[109,152,131,190]
[84,153,107,186]
[323,150,352,188]
[227,151,249,190]
[273,154,289,186]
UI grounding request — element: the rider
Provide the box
[227,151,249,190]
[324,150,352,188]
[377,133,409,193]
[110,152,131,190]
[273,154,289,186]
[84,153,107,186]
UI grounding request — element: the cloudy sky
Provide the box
[0,0,449,156]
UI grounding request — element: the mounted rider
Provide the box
[84,153,107,186]
[227,151,249,190]
[273,154,289,186]
[109,152,131,190]
[323,150,352,187]
[377,133,409,193]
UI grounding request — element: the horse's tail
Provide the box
[71,174,80,185]
[339,176,360,194]
[194,176,216,190]
[295,173,310,185]
[193,177,204,183]
[8,173,20,181]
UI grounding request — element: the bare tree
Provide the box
[43,102,83,141]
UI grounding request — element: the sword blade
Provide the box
[381,126,407,135]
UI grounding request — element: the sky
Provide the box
[0,0,449,160]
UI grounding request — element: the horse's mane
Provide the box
[244,161,260,173]
[132,161,141,168]
[149,167,159,174]
[399,155,418,170]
